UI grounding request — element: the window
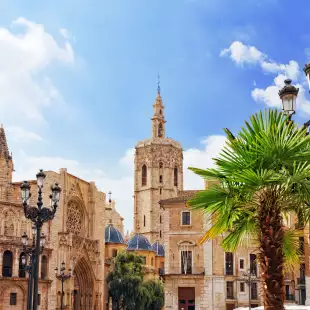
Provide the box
[159,162,163,168]
[251,282,258,300]
[10,293,17,305]
[158,123,163,137]
[142,165,147,186]
[181,251,192,274]
[160,215,162,224]
[240,282,245,292]
[250,254,257,276]
[159,109,162,115]
[182,211,191,225]
[41,255,47,280]
[226,281,234,299]
[239,259,244,270]
[159,175,163,183]
[151,257,154,266]
[159,188,162,195]
[38,294,41,306]
[160,230,162,238]
[225,252,233,275]
[140,256,146,264]
[3,250,13,277]
[144,215,146,227]
[174,167,178,186]
[112,249,118,257]
[19,253,26,278]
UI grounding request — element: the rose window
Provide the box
[66,201,83,235]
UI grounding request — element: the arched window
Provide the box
[174,166,178,187]
[159,175,163,183]
[159,109,162,115]
[142,165,147,186]
[19,252,26,278]
[144,215,146,227]
[160,215,162,224]
[3,250,13,277]
[41,255,48,280]
[158,123,163,137]
[159,162,163,169]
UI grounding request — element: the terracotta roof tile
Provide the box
[159,190,200,204]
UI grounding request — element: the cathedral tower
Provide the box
[134,86,183,243]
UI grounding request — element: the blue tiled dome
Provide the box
[105,224,124,244]
[151,241,165,257]
[127,234,152,251]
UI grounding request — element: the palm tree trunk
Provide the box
[258,190,285,310]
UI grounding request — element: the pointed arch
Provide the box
[73,256,95,310]
[142,164,147,186]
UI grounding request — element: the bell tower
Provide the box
[134,84,183,243]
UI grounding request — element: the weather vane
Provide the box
[157,73,161,94]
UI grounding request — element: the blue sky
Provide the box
[1,0,310,231]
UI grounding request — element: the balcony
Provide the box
[160,267,205,276]
[285,294,295,301]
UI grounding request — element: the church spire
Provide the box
[0,124,10,160]
[152,76,166,139]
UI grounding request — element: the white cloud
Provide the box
[0,18,74,128]
[6,126,44,143]
[183,135,227,190]
[221,41,310,115]
[220,41,265,65]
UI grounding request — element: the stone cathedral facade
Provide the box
[0,125,123,310]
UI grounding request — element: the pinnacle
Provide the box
[0,125,10,160]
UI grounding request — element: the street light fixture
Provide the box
[278,79,299,117]
[55,261,72,310]
[20,170,61,310]
[243,269,256,310]
[21,227,46,310]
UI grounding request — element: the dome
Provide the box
[105,224,124,244]
[127,234,153,251]
[151,241,165,257]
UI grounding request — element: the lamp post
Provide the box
[243,269,256,310]
[55,261,72,310]
[21,228,46,310]
[20,170,61,310]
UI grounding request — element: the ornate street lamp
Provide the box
[55,261,72,310]
[278,79,299,117]
[243,269,257,310]
[21,228,46,310]
[20,170,61,310]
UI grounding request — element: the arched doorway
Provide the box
[72,257,95,310]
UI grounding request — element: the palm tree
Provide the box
[188,109,310,310]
